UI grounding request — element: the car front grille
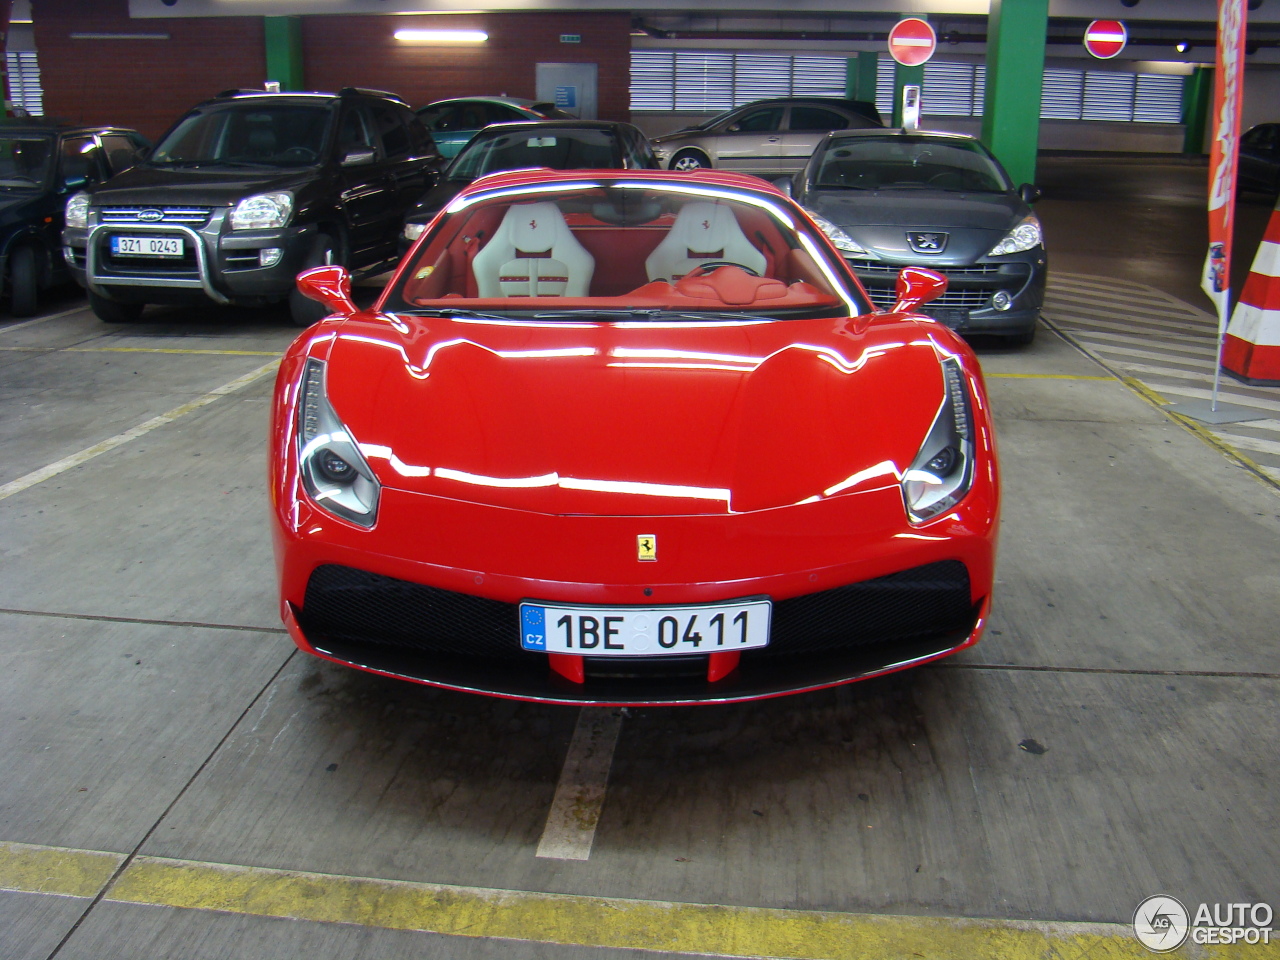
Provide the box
[850,259,1032,312]
[100,206,214,226]
[296,560,974,668]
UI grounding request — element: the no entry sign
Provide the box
[888,18,937,67]
[1084,19,1127,59]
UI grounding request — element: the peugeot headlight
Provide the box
[901,357,975,523]
[806,210,874,259]
[230,192,293,230]
[296,359,380,527]
[987,214,1042,256]
[65,191,90,230]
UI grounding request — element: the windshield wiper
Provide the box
[401,307,521,321]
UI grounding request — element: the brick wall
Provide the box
[33,3,632,141]
[301,13,632,121]
[34,0,264,141]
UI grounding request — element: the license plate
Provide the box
[923,306,967,327]
[519,599,771,656]
[111,235,182,257]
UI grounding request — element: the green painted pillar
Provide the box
[980,0,1047,187]
[264,16,304,92]
[846,52,878,102]
[1181,66,1212,155]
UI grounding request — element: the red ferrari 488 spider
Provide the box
[270,169,998,705]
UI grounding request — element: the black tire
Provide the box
[289,233,337,328]
[89,290,145,324]
[8,244,39,317]
[670,149,710,172]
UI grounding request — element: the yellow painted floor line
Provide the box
[0,841,124,899]
[985,372,1115,381]
[0,359,279,502]
[2,841,1271,958]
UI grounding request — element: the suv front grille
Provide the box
[100,206,214,226]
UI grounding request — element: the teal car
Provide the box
[416,96,571,159]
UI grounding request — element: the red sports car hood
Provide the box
[321,313,949,515]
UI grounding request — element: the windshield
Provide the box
[0,136,53,187]
[384,179,865,319]
[149,102,332,167]
[448,128,620,181]
[813,136,1011,193]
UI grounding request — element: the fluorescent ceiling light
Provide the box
[394,29,487,43]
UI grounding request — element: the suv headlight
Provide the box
[230,192,293,230]
[65,191,90,230]
[296,359,380,527]
[806,210,874,259]
[901,357,975,523]
[987,214,1041,256]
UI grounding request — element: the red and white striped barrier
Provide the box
[1223,203,1280,384]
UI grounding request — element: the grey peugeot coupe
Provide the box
[785,129,1045,345]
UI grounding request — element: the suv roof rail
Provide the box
[339,87,408,105]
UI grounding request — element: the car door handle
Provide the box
[767,137,781,143]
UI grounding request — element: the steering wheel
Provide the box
[686,260,761,278]
[281,146,318,162]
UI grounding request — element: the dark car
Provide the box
[400,120,658,252]
[650,97,882,175]
[62,88,444,326]
[415,97,574,159]
[1239,123,1280,196]
[0,123,147,317]
[786,129,1046,345]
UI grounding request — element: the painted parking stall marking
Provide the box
[1043,271,1280,485]
[536,707,624,861]
[0,358,280,502]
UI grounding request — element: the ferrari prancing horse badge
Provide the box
[637,535,657,561]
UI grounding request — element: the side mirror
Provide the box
[891,266,948,314]
[296,265,357,318]
[342,148,376,167]
[1018,183,1042,204]
[773,175,794,197]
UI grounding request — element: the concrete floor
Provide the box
[1,160,1278,959]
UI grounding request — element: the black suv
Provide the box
[63,88,443,325]
[0,122,147,317]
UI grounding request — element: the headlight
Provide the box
[653,145,669,160]
[805,210,875,259]
[65,191,90,230]
[296,359,380,527]
[901,357,975,523]
[987,214,1042,256]
[230,192,293,230]
[402,221,427,242]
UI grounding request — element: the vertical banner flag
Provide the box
[1202,0,1246,317]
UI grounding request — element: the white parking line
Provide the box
[0,359,279,502]
[0,303,90,334]
[535,707,624,861]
